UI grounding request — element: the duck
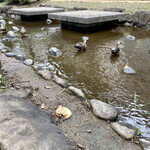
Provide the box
[110,41,123,56]
[20,26,26,34]
[75,36,89,51]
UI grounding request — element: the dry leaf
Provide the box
[77,143,85,149]
[56,105,72,119]
[41,103,45,109]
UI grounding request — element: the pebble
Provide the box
[24,59,33,66]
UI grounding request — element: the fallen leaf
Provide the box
[45,86,51,89]
[41,103,45,109]
[56,105,72,119]
[77,143,85,149]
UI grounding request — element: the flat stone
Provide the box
[11,7,64,16]
[139,138,150,150]
[48,10,126,24]
[5,52,16,57]
[90,99,118,121]
[0,94,70,150]
[111,122,138,140]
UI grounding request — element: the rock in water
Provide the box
[5,52,16,57]
[15,54,25,61]
[139,138,150,150]
[68,86,85,98]
[90,99,118,121]
[12,26,19,32]
[123,64,136,74]
[24,59,33,66]
[38,70,52,80]
[126,35,135,41]
[111,122,138,140]
[0,94,70,150]
[49,47,62,57]
[53,75,67,87]
[7,31,16,38]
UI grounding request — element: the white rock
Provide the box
[68,86,85,98]
[12,26,19,32]
[8,21,13,24]
[7,31,16,38]
[0,19,6,25]
[126,35,135,40]
[90,99,118,121]
[24,59,33,66]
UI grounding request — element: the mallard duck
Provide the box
[75,36,89,51]
[20,26,26,34]
[111,41,122,56]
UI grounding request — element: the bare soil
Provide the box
[0,52,142,150]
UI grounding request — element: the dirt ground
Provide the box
[0,52,143,150]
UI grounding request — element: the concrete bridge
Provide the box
[48,10,126,32]
[11,7,64,21]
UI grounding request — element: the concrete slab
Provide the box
[11,7,64,16]
[11,7,64,21]
[48,10,126,24]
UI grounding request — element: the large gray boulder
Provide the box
[133,11,150,28]
[90,99,118,121]
[0,94,70,150]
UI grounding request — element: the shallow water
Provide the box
[2,18,150,137]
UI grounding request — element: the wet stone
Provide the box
[90,99,118,121]
[53,75,67,87]
[38,69,52,80]
[126,35,135,40]
[123,67,136,74]
[49,47,62,57]
[5,52,16,57]
[24,59,33,66]
[111,122,138,140]
[7,31,16,38]
[15,54,25,61]
[139,138,150,150]
[68,86,85,98]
